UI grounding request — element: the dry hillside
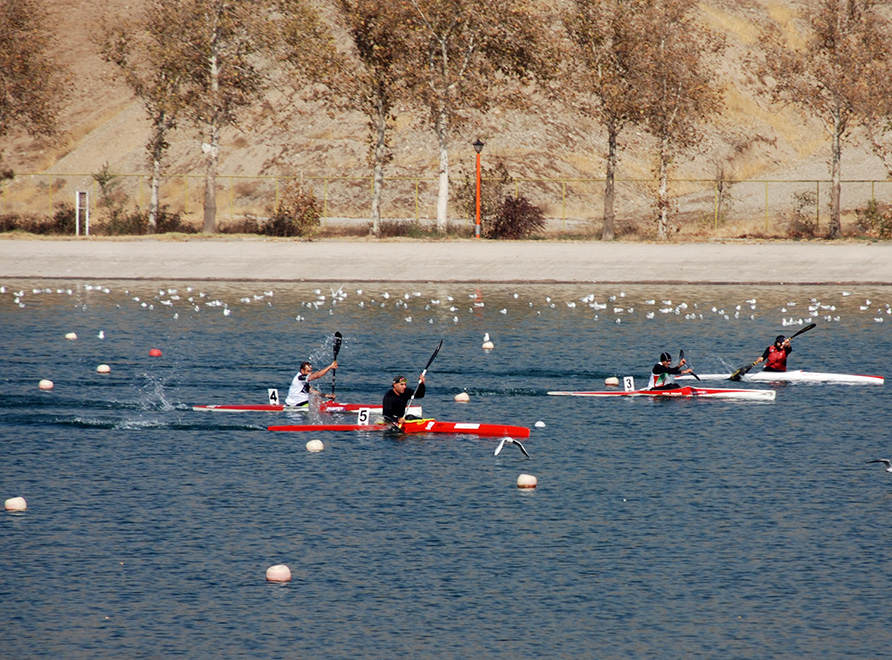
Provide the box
[2,0,890,233]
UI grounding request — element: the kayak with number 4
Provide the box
[192,401,423,415]
[548,386,776,401]
[269,417,531,438]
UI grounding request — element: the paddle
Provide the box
[729,323,816,381]
[331,331,342,396]
[679,349,700,381]
[401,339,443,428]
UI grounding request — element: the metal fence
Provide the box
[2,171,890,232]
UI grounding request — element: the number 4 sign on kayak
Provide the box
[269,389,279,405]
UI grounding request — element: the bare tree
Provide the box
[174,0,267,234]
[0,0,66,172]
[634,0,724,240]
[563,0,647,240]
[98,2,190,232]
[757,0,889,238]
[400,0,553,234]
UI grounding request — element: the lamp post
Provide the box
[473,138,484,238]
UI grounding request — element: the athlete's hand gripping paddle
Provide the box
[679,349,700,381]
[729,323,816,381]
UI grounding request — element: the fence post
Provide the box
[765,181,769,232]
[562,181,566,232]
[816,181,820,229]
[323,178,328,225]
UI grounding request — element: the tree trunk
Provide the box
[828,107,843,239]
[435,108,449,234]
[202,126,219,234]
[203,39,221,235]
[602,123,618,241]
[149,153,161,234]
[657,135,671,240]
[370,98,387,237]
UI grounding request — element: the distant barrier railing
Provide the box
[2,172,889,232]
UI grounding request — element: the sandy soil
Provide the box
[1,238,891,284]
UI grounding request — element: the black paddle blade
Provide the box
[333,331,343,359]
[425,339,444,370]
[730,360,758,381]
[789,323,817,340]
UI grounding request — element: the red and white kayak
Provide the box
[677,370,884,385]
[548,386,776,401]
[192,401,422,415]
[269,418,531,438]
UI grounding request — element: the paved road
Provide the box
[2,238,891,284]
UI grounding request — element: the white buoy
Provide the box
[38,379,54,390]
[454,391,470,402]
[5,496,27,511]
[306,439,324,453]
[482,332,494,350]
[265,564,292,582]
[605,376,620,386]
[517,474,538,489]
[65,332,77,340]
[534,420,546,428]
[96,364,111,373]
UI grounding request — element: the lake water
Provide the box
[2,280,891,659]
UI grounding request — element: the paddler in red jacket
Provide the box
[755,335,792,372]
[649,352,694,389]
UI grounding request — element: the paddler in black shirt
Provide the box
[382,374,425,425]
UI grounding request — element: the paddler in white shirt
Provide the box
[649,352,694,390]
[285,360,338,407]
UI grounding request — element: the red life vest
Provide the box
[765,345,788,371]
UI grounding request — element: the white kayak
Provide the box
[548,386,776,401]
[677,370,884,385]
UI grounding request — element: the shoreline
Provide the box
[2,237,891,285]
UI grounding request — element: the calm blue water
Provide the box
[2,280,891,659]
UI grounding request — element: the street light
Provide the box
[473,139,484,238]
